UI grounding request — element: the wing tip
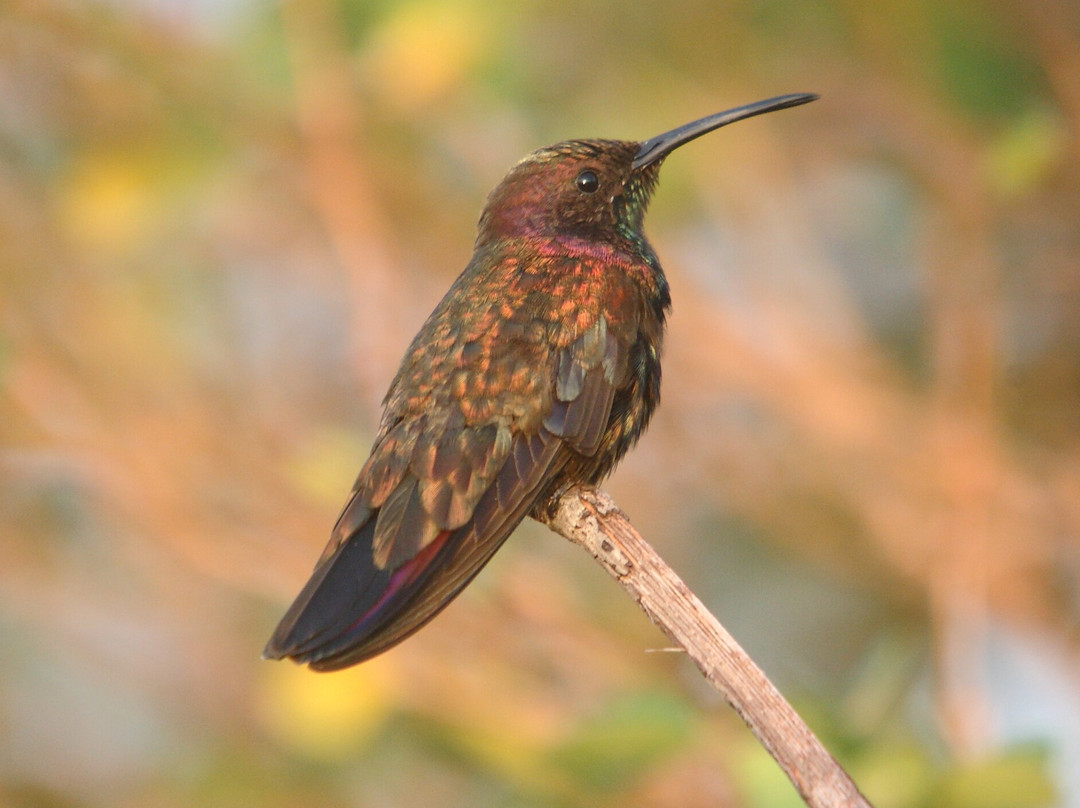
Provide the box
[261,618,312,664]
[262,615,370,669]
[261,632,296,662]
[261,641,282,662]
[262,515,385,668]
[262,520,460,671]
[261,638,366,671]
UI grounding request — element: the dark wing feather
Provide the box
[544,316,621,455]
[264,429,563,670]
[263,504,391,660]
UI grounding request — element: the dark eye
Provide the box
[575,170,599,193]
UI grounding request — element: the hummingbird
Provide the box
[265,93,817,671]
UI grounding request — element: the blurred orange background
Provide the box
[2,1,1079,806]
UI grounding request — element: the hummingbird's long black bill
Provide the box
[632,93,818,170]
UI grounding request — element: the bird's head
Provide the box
[475,93,818,251]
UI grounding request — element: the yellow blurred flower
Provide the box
[284,427,371,508]
[985,109,1068,198]
[361,1,489,109]
[59,152,159,251]
[256,654,399,759]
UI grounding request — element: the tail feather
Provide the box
[265,516,386,661]
[301,432,564,671]
[264,430,567,670]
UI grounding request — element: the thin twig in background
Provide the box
[540,485,874,808]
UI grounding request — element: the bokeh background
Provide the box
[2,0,1079,806]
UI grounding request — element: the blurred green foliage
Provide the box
[546,690,696,792]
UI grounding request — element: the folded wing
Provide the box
[263,315,628,669]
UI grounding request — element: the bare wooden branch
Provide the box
[538,485,873,808]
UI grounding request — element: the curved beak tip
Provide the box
[632,92,818,170]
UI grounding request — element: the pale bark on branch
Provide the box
[537,485,873,808]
